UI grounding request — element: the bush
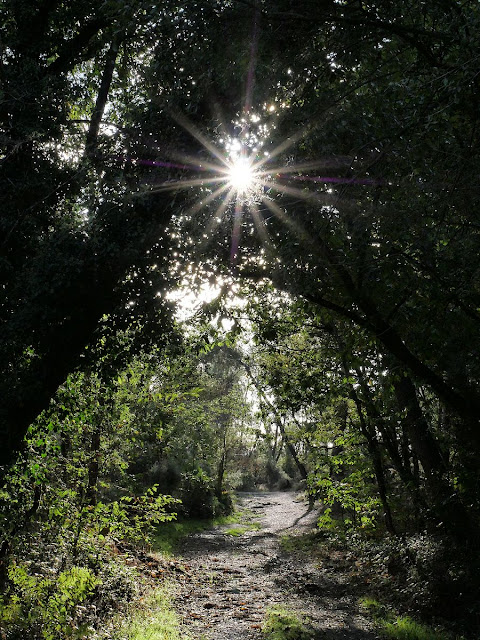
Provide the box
[340,531,480,633]
[178,470,215,518]
[0,564,100,640]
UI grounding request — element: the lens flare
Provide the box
[227,156,256,193]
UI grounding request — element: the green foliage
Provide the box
[178,469,215,519]
[0,478,176,639]
[262,606,312,640]
[359,599,460,640]
[383,617,455,640]
[0,324,257,637]
[0,349,184,639]
[91,487,179,546]
[312,434,382,533]
[2,1,480,636]
[111,584,188,640]
[0,564,99,640]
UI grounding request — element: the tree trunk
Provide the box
[216,426,227,498]
[84,39,120,159]
[346,379,396,535]
[393,372,475,541]
[303,235,480,451]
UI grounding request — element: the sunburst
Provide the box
[123,0,381,268]
[226,156,256,194]
[127,110,379,266]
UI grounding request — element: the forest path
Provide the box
[171,491,380,640]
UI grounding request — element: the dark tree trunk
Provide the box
[346,379,396,535]
[278,419,308,481]
[393,372,475,541]
[216,427,227,498]
[0,189,173,483]
[84,39,120,158]
[301,234,480,452]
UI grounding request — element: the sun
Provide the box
[136,111,379,267]
[227,156,256,193]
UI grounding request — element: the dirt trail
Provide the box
[173,491,380,639]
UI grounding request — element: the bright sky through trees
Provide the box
[227,154,256,193]
[3,1,480,636]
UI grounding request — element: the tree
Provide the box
[176,1,480,534]
[2,0,480,541]
[229,282,477,539]
[0,0,213,475]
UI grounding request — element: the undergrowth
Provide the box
[279,528,478,639]
[280,531,325,553]
[262,605,313,640]
[107,583,189,640]
[153,500,261,552]
[360,599,465,640]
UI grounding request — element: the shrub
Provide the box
[0,564,99,640]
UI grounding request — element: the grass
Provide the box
[279,531,324,554]
[152,518,217,556]
[223,525,248,536]
[383,617,455,640]
[153,503,263,553]
[224,520,261,537]
[115,584,189,640]
[359,598,464,640]
[261,605,313,640]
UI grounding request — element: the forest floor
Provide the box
[151,491,381,640]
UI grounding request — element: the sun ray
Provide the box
[123,104,381,275]
[292,174,381,186]
[250,201,273,251]
[167,150,229,175]
[144,175,227,194]
[262,179,339,206]
[171,111,230,168]
[182,183,231,219]
[251,124,313,171]
[262,196,312,245]
[231,201,243,265]
[198,187,237,251]
[256,157,353,177]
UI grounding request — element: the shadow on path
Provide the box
[175,491,380,640]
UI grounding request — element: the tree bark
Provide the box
[85,39,120,158]
[300,233,480,455]
[392,371,475,541]
[345,376,396,535]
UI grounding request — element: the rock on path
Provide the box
[173,491,380,640]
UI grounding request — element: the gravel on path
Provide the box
[172,491,381,640]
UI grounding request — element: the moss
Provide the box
[359,598,464,640]
[262,605,313,640]
[115,584,189,640]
